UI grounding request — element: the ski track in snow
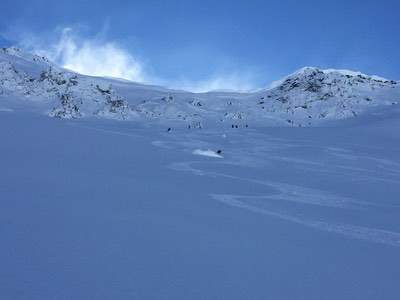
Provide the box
[170,160,400,247]
[70,124,142,138]
[70,124,400,248]
[212,194,400,248]
[169,161,390,208]
[167,146,400,248]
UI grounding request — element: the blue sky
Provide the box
[1,0,399,91]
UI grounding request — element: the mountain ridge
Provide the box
[1,47,399,127]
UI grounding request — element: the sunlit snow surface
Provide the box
[192,149,224,158]
[1,102,400,299]
[1,47,400,299]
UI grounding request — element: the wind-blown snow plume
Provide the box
[36,28,145,82]
[15,27,258,92]
[168,73,257,93]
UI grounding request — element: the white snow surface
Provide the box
[193,149,224,158]
[1,47,400,299]
[322,68,389,81]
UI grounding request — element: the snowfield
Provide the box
[1,48,400,299]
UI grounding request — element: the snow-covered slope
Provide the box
[1,47,400,300]
[0,47,135,120]
[1,98,400,300]
[1,47,399,127]
[261,67,399,126]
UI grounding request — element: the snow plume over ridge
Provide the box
[167,72,257,93]
[35,28,145,82]
[14,27,259,92]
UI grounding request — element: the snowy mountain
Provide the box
[2,47,400,300]
[1,47,399,127]
[260,67,399,126]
